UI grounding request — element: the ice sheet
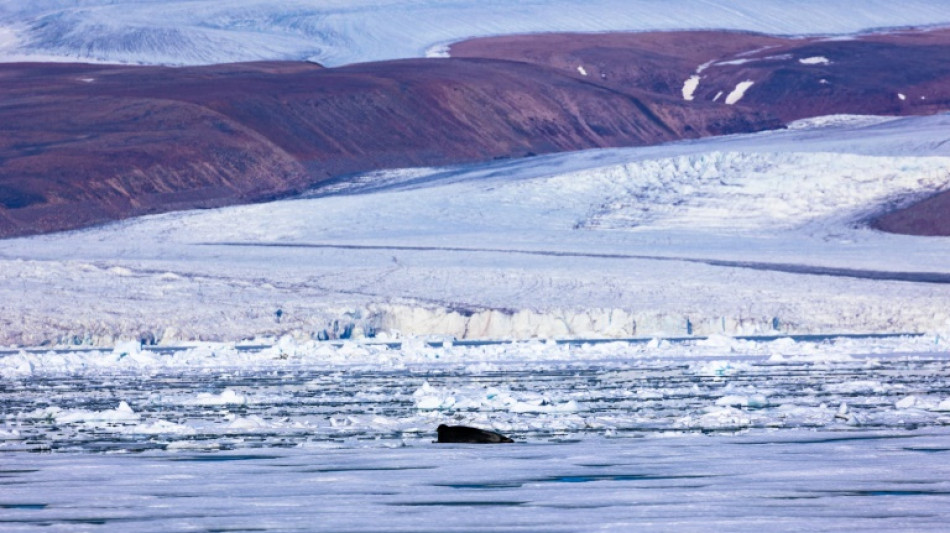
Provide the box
[2,115,950,345]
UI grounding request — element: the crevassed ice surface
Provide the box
[2,115,950,344]
[1,0,950,65]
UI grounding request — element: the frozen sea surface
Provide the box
[4,431,950,532]
[3,338,950,531]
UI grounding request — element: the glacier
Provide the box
[1,114,950,345]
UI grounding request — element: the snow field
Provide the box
[1,1,950,66]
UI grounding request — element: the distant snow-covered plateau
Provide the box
[1,0,949,66]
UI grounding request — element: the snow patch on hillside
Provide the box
[682,74,701,100]
[725,80,755,104]
[799,55,830,65]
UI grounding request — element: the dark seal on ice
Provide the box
[436,424,514,443]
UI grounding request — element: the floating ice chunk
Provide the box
[227,415,270,430]
[510,399,579,413]
[167,440,220,451]
[682,75,701,101]
[0,429,22,440]
[0,352,34,377]
[412,382,455,410]
[725,80,755,105]
[935,399,950,412]
[697,334,734,348]
[132,420,196,435]
[716,395,748,407]
[259,334,302,359]
[799,56,830,65]
[682,406,751,429]
[188,389,247,406]
[898,93,907,101]
[56,401,141,424]
[696,334,755,353]
[112,340,142,359]
[697,360,752,377]
[828,380,885,393]
[896,395,919,409]
[577,65,588,76]
[715,394,768,408]
[412,381,577,413]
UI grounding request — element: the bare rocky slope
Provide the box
[2,28,950,238]
[454,29,950,237]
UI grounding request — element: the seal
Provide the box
[436,424,514,443]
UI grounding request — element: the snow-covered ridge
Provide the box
[1,1,949,66]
